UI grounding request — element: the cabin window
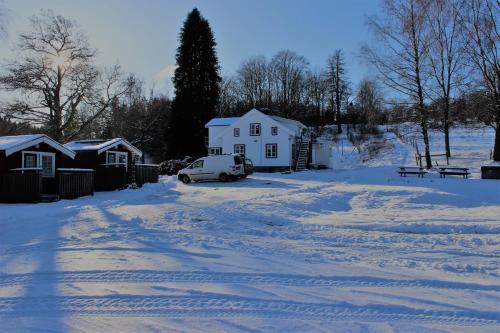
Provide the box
[250,123,261,136]
[107,152,116,164]
[208,147,222,155]
[23,153,37,168]
[265,144,278,158]
[234,128,240,137]
[234,144,245,155]
[271,127,278,135]
[21,151,55,177]
[106,151,128,169]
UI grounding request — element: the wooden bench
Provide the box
[438,167,470,179]
[397,166,426,178]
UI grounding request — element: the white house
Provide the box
[205,108,308,171]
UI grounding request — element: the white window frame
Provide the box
[21,151,56,178]
[250,123,261,136]
[106,150,128,170]
[208,147,222,155]
[265,143,278,159]
[234,128,240,137]
[234,144,245,155]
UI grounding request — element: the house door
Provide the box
[40,153,56,194]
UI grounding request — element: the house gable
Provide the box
[215,109,298,141]
[0,134,76,158]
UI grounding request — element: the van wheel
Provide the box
[180,174,191,184]
[219,173,229,182]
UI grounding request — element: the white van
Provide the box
[177,154,245,183]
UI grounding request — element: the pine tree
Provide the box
[167,8,220,158]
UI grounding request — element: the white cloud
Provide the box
[154,64,177,82]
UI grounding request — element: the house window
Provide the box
[23,154,37,168]
[208,147,222,155]
[106,151,128,169]
[21,151,55,177]
[266,144,278,159]
[234,128,240,137]
[234,144,245,155]
[107,152,116,164]
[250,123,261,136]
[271,127,278,136]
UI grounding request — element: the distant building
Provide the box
[205,108,310,171]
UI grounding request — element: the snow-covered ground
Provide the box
[0,127,499,332]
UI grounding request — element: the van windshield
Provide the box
[233,155,243,165]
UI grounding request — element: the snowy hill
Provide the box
[0,127,499,332]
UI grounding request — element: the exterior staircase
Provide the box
[295,138,310,171]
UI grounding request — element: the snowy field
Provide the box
[0,127,499,332]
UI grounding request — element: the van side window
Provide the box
[190,160,204,168]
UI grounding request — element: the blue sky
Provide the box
[1,0,381,96]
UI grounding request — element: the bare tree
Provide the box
[304,70,327,126]
[0,11,135,141]
[355,78,384,127]
[217,75,239,116]
[459,0,500,160]
[427,0,466,158]
[270,50,308,118]
[326,50,350,134]
[237,56,270,108]
[363,0,433,168]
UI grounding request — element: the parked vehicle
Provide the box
[242,157,254,177]
[177,154,245,184]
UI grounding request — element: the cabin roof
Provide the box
[64,138,142,157]
[0,134,76,158]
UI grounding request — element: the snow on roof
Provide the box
[269,115,306,133]
[0,134,76,158]
[205,117,240,127]
[64,138,142,157]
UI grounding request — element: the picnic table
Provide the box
[397,166,426,178]
[438,167,470,179]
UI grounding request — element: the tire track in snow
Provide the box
[0,270,498,291]
[0,294,497,325]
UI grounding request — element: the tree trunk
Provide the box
[494,123,500,161]
[443,99,451,158]
[421,118,432,169]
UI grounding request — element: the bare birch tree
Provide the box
[363,0,433,168]
[0,11,135,142]
[459,0,500,161]
[427,0,466,158]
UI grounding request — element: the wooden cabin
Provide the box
[64,138,158,190]
[0,134,94,202]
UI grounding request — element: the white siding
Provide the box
[219,110,295,167]
[207,126,226,148]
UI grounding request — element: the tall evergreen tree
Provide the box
[167,8,220,157]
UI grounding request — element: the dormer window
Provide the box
[250,123,261,136]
